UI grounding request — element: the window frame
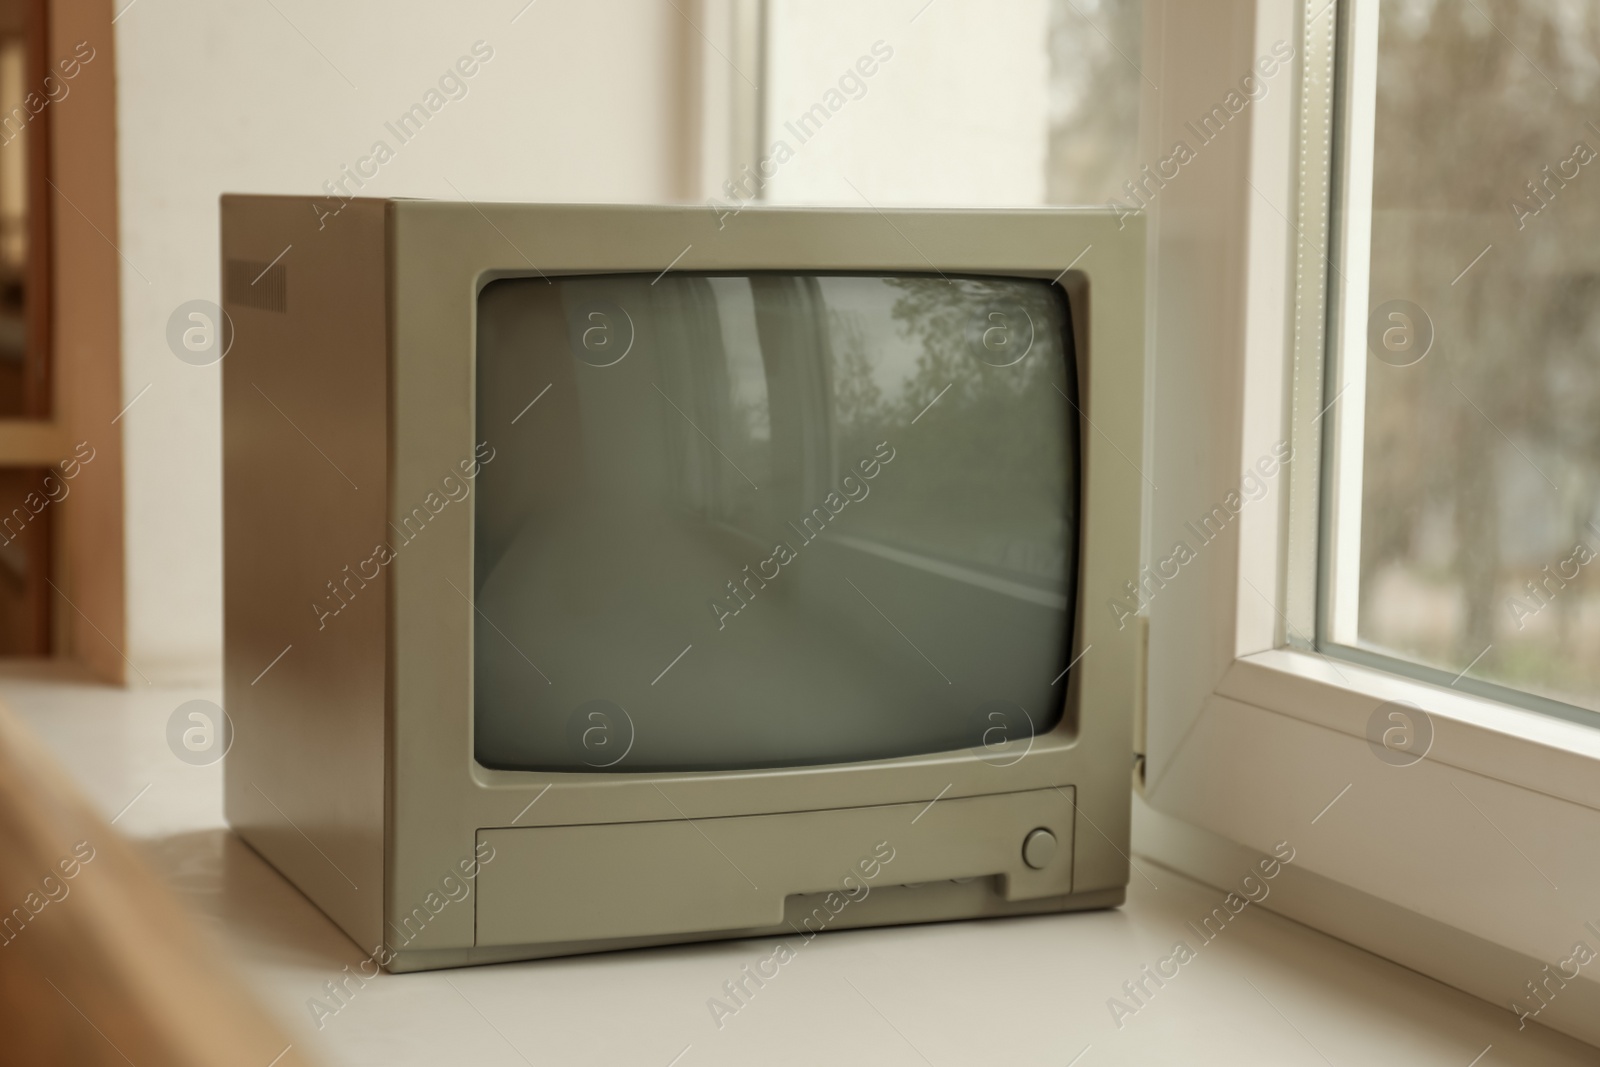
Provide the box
[1141,0,1600,1044]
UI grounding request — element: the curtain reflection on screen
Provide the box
[474,272,1078,772]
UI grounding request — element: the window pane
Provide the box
[757,0,1142,206]
[1344,1,1600,714]
[1047,0,1144,204]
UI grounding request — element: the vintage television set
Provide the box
[220,199,1144,972]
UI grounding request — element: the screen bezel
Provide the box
[385,203,1143,959]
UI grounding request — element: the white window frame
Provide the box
[1140,0,1600,1044]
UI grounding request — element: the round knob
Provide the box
[1022,827,1057,870]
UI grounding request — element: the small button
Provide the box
[1022,827,1057,870]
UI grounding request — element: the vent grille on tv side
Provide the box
[224,258,287,313]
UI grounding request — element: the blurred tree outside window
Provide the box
[1350,0,1600,714]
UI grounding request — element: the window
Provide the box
[1068,0,1600,1045]
[1322,0,1600,721]
[756,0,1142,207]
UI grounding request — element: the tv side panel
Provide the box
[221,195,389,955]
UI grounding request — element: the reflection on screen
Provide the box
[474,273,1078,772]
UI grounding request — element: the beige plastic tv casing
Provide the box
[220,198,1144,972]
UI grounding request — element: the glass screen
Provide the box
[474,272,1079,772]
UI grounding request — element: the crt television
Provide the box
[220,199,1144,972]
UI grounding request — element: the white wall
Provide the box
[762,0,1050,205]
[113,0,1056,682]
[114,0,691,683]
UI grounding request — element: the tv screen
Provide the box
[474,272,1079,772]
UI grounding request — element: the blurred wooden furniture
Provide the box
[0,0,128,669]
[0,699,316,1066]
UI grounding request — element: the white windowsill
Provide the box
[7,667,1598,1063]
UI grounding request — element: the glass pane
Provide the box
[474,273,1079,772]
[1346,1,1600,713]
[1048,0,1144,204]
[756,0,1142,206]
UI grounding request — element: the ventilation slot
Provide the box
[225,258,287,313]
